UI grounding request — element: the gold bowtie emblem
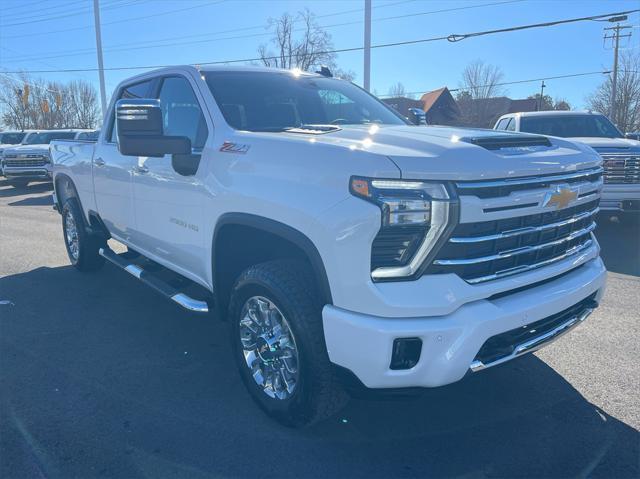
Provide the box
[544,187,578,210]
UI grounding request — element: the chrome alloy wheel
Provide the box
[64,210,80,261]
[239,296,299,400]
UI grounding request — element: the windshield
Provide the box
[0,132,26,144]
[204,71,407,131]
[25,131,78,145]
[520,114,622,138]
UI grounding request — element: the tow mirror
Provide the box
[116,99,191,157]
[407,108,427,125]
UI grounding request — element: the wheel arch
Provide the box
[54,174,109,237]
[212,213,333,314]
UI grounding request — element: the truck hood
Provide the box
[268,125,601,181]
[2,144,50,156]
[566,136,640,151]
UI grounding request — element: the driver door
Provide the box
[130,74,211,282]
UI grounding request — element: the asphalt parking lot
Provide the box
[1,179,639,478]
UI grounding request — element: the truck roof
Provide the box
[503,110,599,118]
[117,65,329,88]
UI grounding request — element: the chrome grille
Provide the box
[602,154,640,184]
[4,155,48,168]
[425,168,602,284]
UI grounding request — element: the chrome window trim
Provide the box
[449,207,599,244]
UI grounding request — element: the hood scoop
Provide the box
[462,135,551,151]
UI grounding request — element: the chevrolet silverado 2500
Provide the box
[51,66,606,425]
[3,129,97,187]
[495,110,640,215]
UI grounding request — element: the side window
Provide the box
[505,118,515,131]
[157,76,208,149]
[108,79,154,143]
[495,118,508,130]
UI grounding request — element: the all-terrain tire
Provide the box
[61,197,105,272]
[228,259,348,427]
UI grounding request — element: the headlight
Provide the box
[350,177,458,280]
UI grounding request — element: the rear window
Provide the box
[520,115,622,138]
[0,132,26,144]
[25,131,77,144]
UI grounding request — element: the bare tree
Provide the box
[0,73,100,129]
[527,94,572,111]
[387,82,407,98]
[587,52,640,133]
[257,8,355,81]
[459,60,505,100]
[456,61,506,127]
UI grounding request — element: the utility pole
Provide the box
[604,16,631,122]
[538,80,546,111]
[93,0,107,120]
[363,0,371,92]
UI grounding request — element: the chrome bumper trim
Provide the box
[470,307,594,372]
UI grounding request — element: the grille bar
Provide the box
[602,154,640,184]
[4,159,48,167]
[449,207,599,244]
[434,222,595,266]
[464,239,593,284]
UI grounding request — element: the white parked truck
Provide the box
[494,110,640,215]
[51,66,606,426]
[3,129,97,187]
[0,130,38,176]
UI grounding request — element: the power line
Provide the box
[1,0,525,63]
[0,0,50,13]
[0,0,152,27]
[1,0,414,42]
[1,9,637,74]
[0,0,223,29]
[378,71,613,98]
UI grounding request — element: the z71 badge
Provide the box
[220,141,250,154]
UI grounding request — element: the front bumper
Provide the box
[600,184,640,212]
[3,164,52,180]
[322,257,606,389]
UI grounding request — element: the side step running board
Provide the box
[99,248,209,313]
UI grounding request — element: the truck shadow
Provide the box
[594,213,640,277]
[1,264,638,478]
[0,179,52,198]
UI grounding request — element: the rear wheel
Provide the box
[228,260,348,426]
[61,198,105,272]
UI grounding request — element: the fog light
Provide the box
[390,338,422,370]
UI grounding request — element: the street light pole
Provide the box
[93,0,107,120]
[363,0,371,92]
[604,17,631,122]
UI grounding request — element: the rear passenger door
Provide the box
[93,79,154,240]
[129,74,211,282]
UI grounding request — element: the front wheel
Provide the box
[61,198,105,272]
[228,260,348,426]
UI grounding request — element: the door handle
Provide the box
[134,165,149,174]
[94,157,105,167]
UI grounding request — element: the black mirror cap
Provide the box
[119,135,192,158]
[115,98,192,157]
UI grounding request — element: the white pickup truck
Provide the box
[51,66,606,426]
[494,111,640,215]
[3,129,98,187]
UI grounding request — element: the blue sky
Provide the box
[0,0,638,109]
